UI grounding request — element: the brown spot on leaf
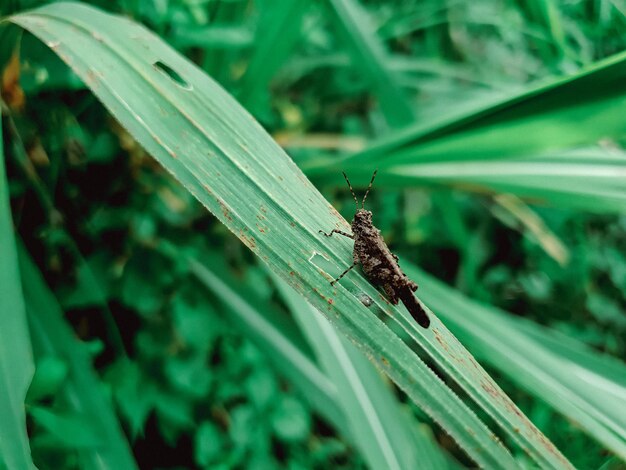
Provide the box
[329,205,344,221]
[218,200,232,221]
[481,381,500,399]
[84,69,103,91]
[239,233,256,250]
[432,329,450,353]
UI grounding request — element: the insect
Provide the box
[319,170,430,328]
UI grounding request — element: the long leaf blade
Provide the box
[403,259,626,460]
[306,51,626,212]
[326,0,415,127]
[275,276,417,470]
[0,110,35,470]
[17,245,137,469]
[7,3,569,467]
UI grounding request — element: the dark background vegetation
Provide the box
[3,0,626,468]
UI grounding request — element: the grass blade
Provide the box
[165,243,456,467]
[17,244,137,469]
[175,248,344,432]
[275,275,423,470]
[7,3,570,467]
[354,51,626,161]
[325,0,415,127]
[303,49,626,212]
[403,260,626,460]
[237,0,309,111]
[0,113,35,470]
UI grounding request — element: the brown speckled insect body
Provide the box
[320,170,430,328]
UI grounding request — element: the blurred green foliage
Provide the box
[2,0,626,468]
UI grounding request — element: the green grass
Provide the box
[1,0,626,468]
[0,99,34,470]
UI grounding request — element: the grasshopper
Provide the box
[320,170,430,328]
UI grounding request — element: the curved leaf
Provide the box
[161,242,456,468]
[17,245,137,469]
[7,3,570,467]
[300,51,626,212]
[0,111,35,470]
[403,259,626,460]
[275,276,421,470]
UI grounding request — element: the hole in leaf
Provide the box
[309,252,335,280]
[153,61,192,90]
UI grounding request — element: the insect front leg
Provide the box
[319,229,354,239]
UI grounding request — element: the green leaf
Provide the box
[325,0,415,128]
[237,0,309,111]
[7,3,570,467]
[229,405,256,446]
[164,353,213,397]
[245,367,278,411]
[58,252,112,309]
[26,356,69,403]
[171,290,219,352]
[18,245,137,469]
[106,360,156,440]
[404,259,626,460]
[0,111,35,470]
[154,390,194,444]
[275,275,443,470]
[270,395,311,443]
[119,247,170,316]
[176,250,344,432]
[195,421,225,467]
[302,50,626,212]
[29,406,101,448]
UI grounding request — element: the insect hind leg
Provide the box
[383,283,399,304]
[330,261,358,286]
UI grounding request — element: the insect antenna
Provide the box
[361,169,378,208]
[342,171,359,210]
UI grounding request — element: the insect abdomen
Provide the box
[397,287,430,328]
